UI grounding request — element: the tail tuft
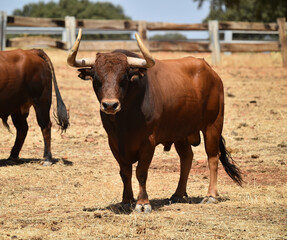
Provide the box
[219,136,243,186]
[53,105,69,132]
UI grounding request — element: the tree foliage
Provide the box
[194,0,287,22]
[150,33,187,41]
[13,0,130,20]
[12,0,131,40]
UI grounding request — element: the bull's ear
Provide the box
[78,68,93,81]
[128,68,146,82]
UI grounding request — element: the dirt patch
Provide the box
[0,50,286,239]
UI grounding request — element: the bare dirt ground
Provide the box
[0,49,286,240]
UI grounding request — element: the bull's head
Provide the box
[67,29,155,115]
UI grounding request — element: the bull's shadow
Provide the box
[0,158,73,167]
[83,196,229,215]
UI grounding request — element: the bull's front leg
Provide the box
[110,140,135,210]
[135,141,155,213]
[119,162,134,205]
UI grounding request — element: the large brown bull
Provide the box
[67,29,242,212]
[0,49,69,165]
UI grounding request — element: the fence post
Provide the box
[223,30,232,55]
[277,18,287,68]
[0,11,7,51]
[65,16,76,50]
[208,20,221,65]
[137,21,149,49]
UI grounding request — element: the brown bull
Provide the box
[67,29,242,212]
[0,49,69,165]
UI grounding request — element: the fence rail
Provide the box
[0,13,286,66]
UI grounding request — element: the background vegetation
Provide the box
[10,0,287,41]
[13,0,131,40]
[11,0,188,40]
[193,0,287,22]
[13,0,129,20]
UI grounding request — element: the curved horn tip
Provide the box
[77,28,82,38]
[134,33,155,68]
[67,28,97,68]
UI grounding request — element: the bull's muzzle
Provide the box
[101,99,121,115]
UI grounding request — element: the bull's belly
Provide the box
[0,97,30,117]
[157,129,200,145]
[161,131,201,151]
[155,114,201,141]
[0,104,16,117]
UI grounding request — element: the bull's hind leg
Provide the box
[33,100,52,166]
[170,139,193,203]
[202,124,221,203]
[9,110,29,161]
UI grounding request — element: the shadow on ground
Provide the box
[0,158,73,167]
[83,196,230,215]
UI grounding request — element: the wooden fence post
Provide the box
[0,11,7,51]
[208,20,221,65]
[65,16,76,50]
[277,18,287,68]
[137,21,149,49]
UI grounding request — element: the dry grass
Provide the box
[0,49,286,240]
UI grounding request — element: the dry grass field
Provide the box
[0,49,286,240]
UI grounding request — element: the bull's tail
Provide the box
[35,49,69,131]
[219,136,243,186]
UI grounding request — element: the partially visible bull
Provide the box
[67,29,242,212]
[0,49,69,165]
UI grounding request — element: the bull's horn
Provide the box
[127,57,149,68]
[135,33,155,68]
[67,28,95,68]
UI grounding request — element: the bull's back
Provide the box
[146,56,224,143]
[0,49,51,116]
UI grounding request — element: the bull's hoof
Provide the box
[120,203,133,212]
[41,160,53,166]
[169,194,189,204]
[135,204,152,213]
[200,196,219,204]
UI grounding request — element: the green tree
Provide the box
[12,0,131,40]
[13,0,130,20]
[150,33,187,41]
[194,0,287,22]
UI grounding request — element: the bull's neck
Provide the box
[100,76,149,159]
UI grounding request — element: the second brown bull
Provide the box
[67,29,242,213]
[0,49,69,165]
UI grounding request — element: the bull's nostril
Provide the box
[112,102,119,109]
[101,99,120,113]
[102,102,108,109]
